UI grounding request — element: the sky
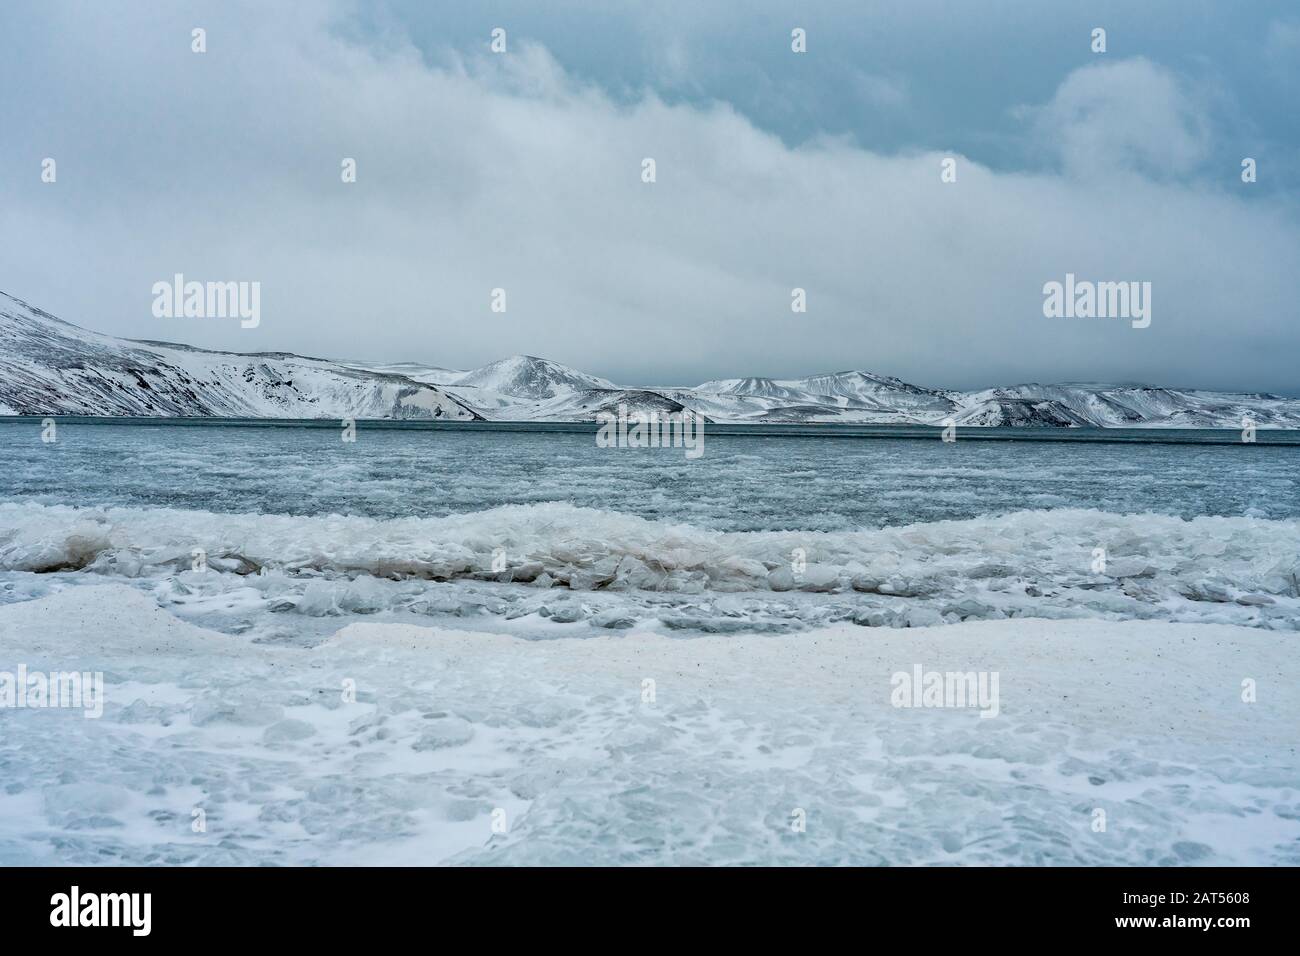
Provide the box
[1,0,1298,392]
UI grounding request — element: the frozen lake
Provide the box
[1,419,1297,866]
[1,419,1297,640]
[2,419,1298,529]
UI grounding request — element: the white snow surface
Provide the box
[0,584,1295,865]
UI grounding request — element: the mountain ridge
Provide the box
[3,290,1299,427]
[0,291,481,421]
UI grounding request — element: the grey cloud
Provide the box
[1029,57,1210,180]
[0,1,1297,394]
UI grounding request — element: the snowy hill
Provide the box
[525,373,1300,428]
[0,292,480,420]
[451,355,617,399]
[950,397,1092,427]
[340,361,465,386]
[3,289,1299,427]
[333,363,1300,428]
[967,383,1300,429]
[689,370,959,423]
[344,355,624,419]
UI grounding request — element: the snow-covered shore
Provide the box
[1,584,1294,866]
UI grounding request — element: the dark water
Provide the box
[1,418,1297,531]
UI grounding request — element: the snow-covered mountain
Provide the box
[342,360,1300,428]
[686,370,959,423]
[340,361,465,386]
[450,355,617,398]
[3,289,1299,427]
[949,396,1092,428]
[341,354,625,419]
[0,292,480,420]
[963,383,1300,428]
[354,366,1300,429]
[407,354,624,418]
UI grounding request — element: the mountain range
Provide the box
[3,290,1298,428]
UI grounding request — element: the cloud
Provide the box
[0,2,1297,393]
[1028,57,1210,180]
[1266,19,1300,76]
[853,71,909,110]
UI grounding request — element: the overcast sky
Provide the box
[2,0,1298,391]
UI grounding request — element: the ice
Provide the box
[1,501,1297,639]
[0,584,1296,865]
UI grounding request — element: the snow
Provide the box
[0,291,479,421]
[450,355,617,400]
[340,361,465,385]
[6,289,1300,426]
[0,584,1295,865]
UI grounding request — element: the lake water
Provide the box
[1,419,1298,640]
[2,419,1298,528]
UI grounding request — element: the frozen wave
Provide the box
[1,501,1297,632]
